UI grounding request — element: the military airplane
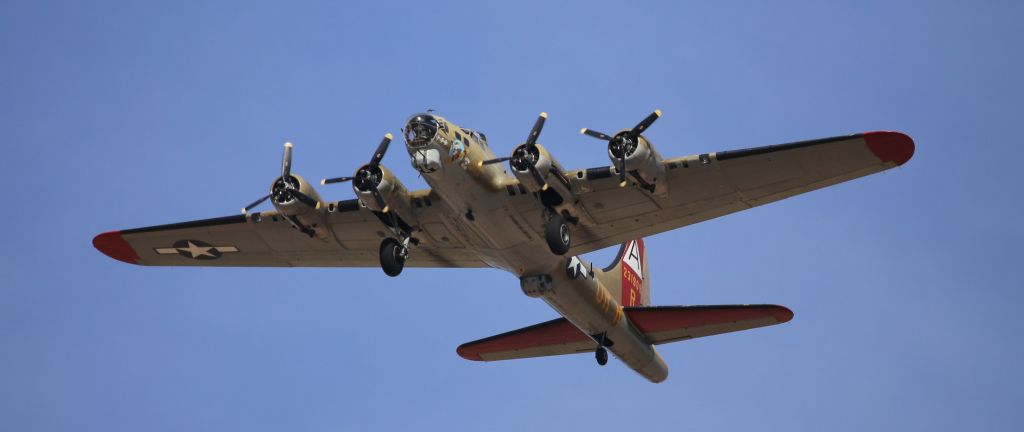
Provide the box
[93,110,914,382]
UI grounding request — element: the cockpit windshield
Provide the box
[405,114,438,147]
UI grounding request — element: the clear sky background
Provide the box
[2,1,1022,431]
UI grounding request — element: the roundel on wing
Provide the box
[172,240,222,260]
[154,240,240,260]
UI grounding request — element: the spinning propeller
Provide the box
[581,110,661,187]
[321,133,395,213]
[242,142,320,213]
[479,112,550,191]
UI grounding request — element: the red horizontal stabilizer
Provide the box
[625,305,793,345]
[457,317,593,361]
[457,305,792,362]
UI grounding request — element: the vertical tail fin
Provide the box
[595,239,650,307]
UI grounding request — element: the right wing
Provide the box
[457,304,792,361]
[93,196,488,268]
[557,131,914,256]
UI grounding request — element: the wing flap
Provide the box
[625,305,793,345]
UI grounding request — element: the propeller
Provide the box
[242,142,320,213]
[479,112,549,191]
[581,109,661,187]
[321,133,395,213]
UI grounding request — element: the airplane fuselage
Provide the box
[402,113,669,381]
[404,113,553,272]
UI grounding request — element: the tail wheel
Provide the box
[544,213,571,255]
[596,347,608,366]
[379,238,407,277]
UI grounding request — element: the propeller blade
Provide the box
[281,142,293,179]
[628,109,661,138]
[321,176,354,185]
[524,112,547,149]
[369,133,393,168]
[290,189,320,208]
[527,163,549,191]
[477,156,512,167]
[242,194,271,214]
[581,128,612,141]
[370,187,389,212]
[618,153,628,188]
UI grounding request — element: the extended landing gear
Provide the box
[596,347,608,366]
[379,237,408,277]
[595,332,609,366]
[544,212,571,255]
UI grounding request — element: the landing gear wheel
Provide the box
[379,238,407,277]
[544,213,571,255]
[596,347,608,366]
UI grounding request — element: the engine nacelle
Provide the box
[610,135,668,196]
[353,164,415,224]
[510,144,548,191]
[511,144,574,195]
[510,143,590,224]
[270,173,328,239]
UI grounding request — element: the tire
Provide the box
[544,213,571,255]
[379,238,406,277]
[596,347,608,366]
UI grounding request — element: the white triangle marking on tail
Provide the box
[622,240,643,280]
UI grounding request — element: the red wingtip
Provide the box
[456,345,484,361]
[773,305,795,323]
[92,231,141,265]
[862,131,915,166]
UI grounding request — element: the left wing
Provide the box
[93,196,488,268]
[457,305,792,361]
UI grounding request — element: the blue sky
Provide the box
[2,1,1022,430]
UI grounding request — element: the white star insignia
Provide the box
[154,240,239,259]
[178,241,215,258]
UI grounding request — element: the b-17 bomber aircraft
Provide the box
[93,110,914,382]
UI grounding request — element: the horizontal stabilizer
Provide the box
[456,317,595,361]
[457,304,792,362]
[625,305,793,345]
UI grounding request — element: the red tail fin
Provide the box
[596,239,650,307]
[620,238,646,306]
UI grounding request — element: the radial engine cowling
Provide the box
[269,173,328,238]
[610,135,668,195]
[352,164,414,221]
[271,174,322,216]
[511,143,558,192]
